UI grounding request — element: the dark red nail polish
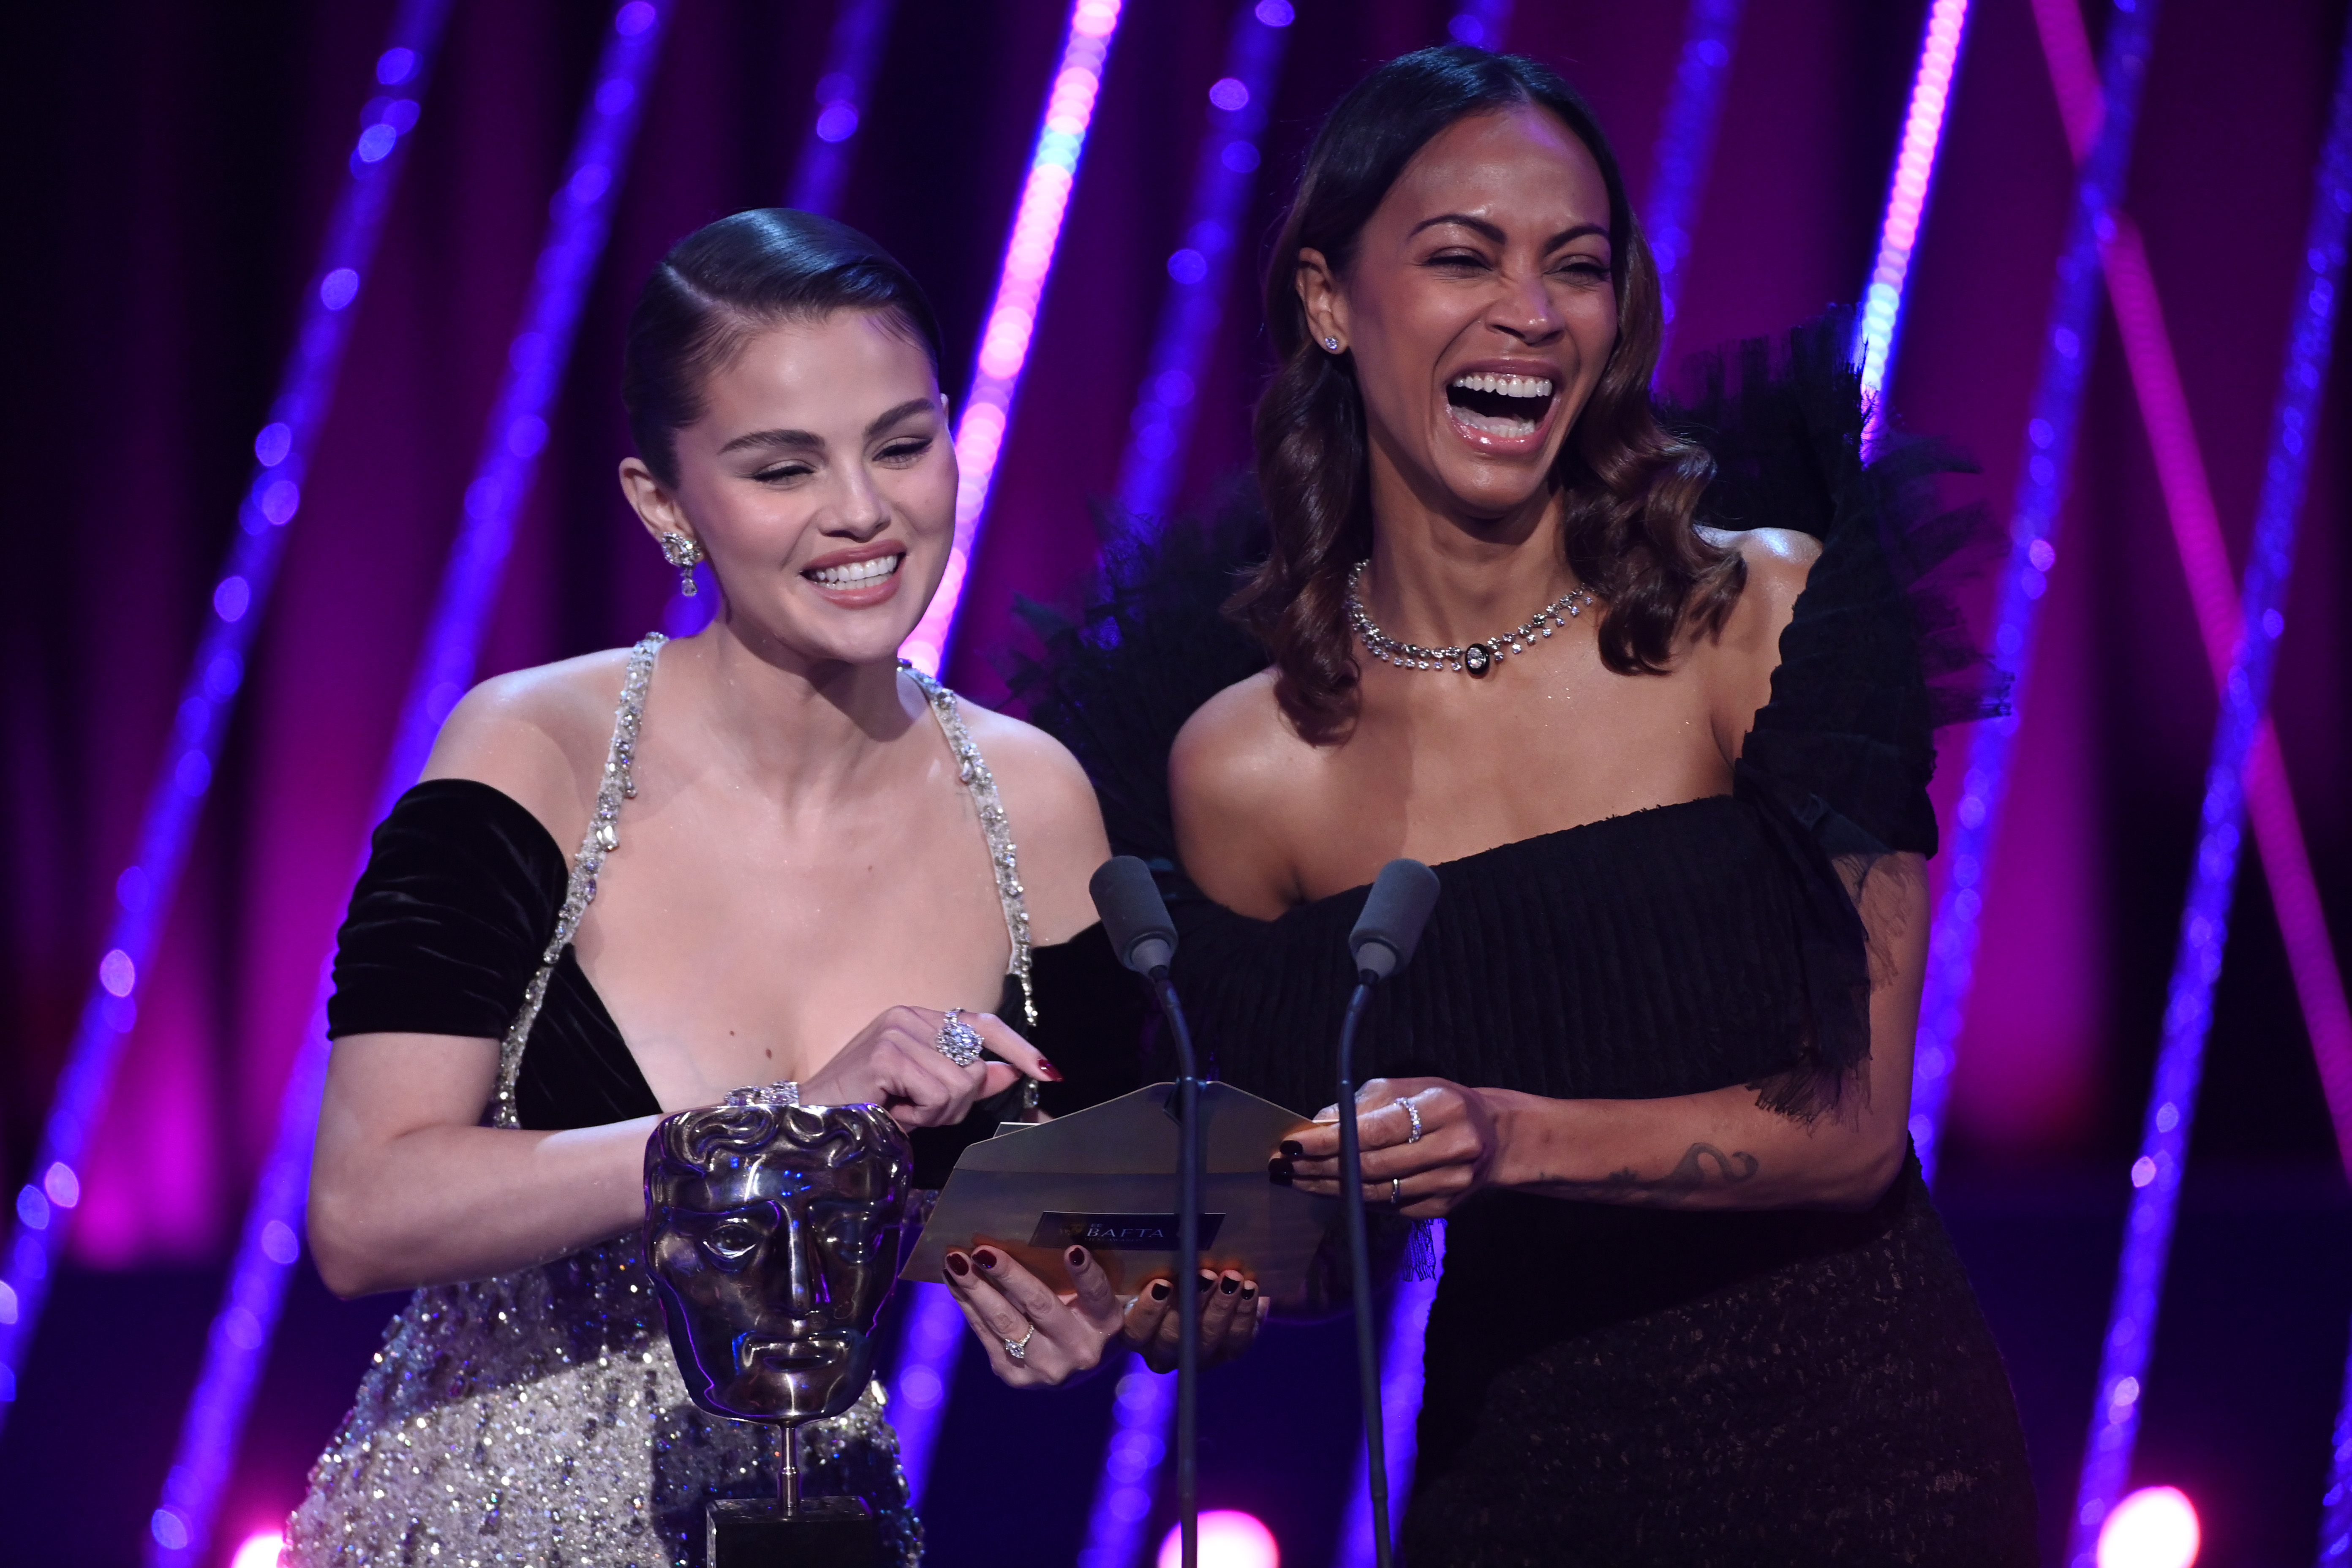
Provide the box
[1036,1059,1065,1082]
[1066,1245,1088,1269]
[1240,1283,1257,1301]
[1280,1140,1305,1160]
[1219,1274,1240,1296]
[975,1248,999,1271]
[945,1252,970,1278]
[1267,1157,1293,1185]
[1149,1280,1171,1301]
[1197,1272,1214,1293]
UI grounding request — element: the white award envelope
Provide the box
[900,1081,1340,1303]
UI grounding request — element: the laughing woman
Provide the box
[283,211,1222,1568]
[1022,47,2041,1566]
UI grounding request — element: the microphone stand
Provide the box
[1334,976,1392,1568]
[1146,964,1203,1568]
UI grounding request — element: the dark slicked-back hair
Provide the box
[1233,46,1735,740]
[622,208,944,487]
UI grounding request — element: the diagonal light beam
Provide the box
[2026,0,2352,1178]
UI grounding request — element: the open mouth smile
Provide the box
[806,553,903,588]
[1445,372,1558,444]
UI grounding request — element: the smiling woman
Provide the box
[277,210,1223,1567]
[1020,45,2039,1566]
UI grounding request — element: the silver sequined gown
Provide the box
[287,638,1038,1567]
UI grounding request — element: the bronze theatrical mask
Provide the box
[645,1094,913,1426]
[646,1092,912,1564]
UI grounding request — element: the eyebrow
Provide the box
[715,397,938,456]
[1409,214,1610,251]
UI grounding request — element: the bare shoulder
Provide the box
[1169,669,1306,916]
[954,699,1111,944]
[418,649,635,842]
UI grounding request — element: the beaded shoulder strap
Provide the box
[901,663,1037,1029]
[490,634,665,1129]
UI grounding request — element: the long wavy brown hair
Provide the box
[1230,46,1739,741]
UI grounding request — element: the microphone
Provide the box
[1335,858,1438,1568]
[1350,859,1440,981]
[1091,856,1177,977]
[1089,856,1204,1568]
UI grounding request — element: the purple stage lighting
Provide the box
[1851,0,1971,420]
[2029,0,2352,1176]
[0,0,455,1442]
[787,0,900,221]
[1446,0,1512,51]
[1077,1356,1175,1568]
[1643,0,1745,356]
[902,0,1129,675]
[143,8,673,1564]
[885,1282,968,1505]
[1906,0,2161,1187]
[2063,22,2352,1563]
[1111,0,1292,525]
[1338,1224,1447,1568]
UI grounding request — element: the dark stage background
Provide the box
[3,1,2349,1564]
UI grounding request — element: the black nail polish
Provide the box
[1219,1274,1240,1296]
[1240,1283,1257,1301]
[1280,1140,1305,1160]
[1197,1273,1214,1293]
[1267,1157,1293,1185]
[1149,1280,1171,1302]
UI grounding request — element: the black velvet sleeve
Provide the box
[325,779,567,1042]
[906,922,1152,1187]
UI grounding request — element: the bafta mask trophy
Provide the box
[646,1089,913,1568]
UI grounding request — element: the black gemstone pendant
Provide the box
[1463,643,1493,677]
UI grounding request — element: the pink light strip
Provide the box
[1851,0,1971,415]
[901,0,1125,675]
[2031,0,2352,1176]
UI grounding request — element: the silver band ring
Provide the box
[1391,1177,1403,1206]
[1397,1097,1423,1143]
[935,1008,985,1069]
[1002,1326,1034,1361]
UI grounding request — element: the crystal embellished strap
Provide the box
[902,664,1036,1028]
[491,633,666,1128]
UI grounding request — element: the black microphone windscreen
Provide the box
[1089,856,1178,975]
[1350,859,1439,980]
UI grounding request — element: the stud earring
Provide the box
[658,531,706,597]
[1322,336,1342,352]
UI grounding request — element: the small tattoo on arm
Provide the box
[1543,1143,1760,1205]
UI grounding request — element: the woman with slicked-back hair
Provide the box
[1010,46,2041,1563]
[282,210,1258,1567]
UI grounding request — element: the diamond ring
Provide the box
[1003,1326,1035,1361]
[935,1008,985,1069]
[1396,1097,1423,1144]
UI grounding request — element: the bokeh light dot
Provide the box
[1159,1510,1278,1568]
[2096,1486,2199,1568]
[229,1530,286,1568]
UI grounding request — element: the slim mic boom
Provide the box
[1337,857,1438,1568]
[1088,855,1203,1568]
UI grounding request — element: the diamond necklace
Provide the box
[1342,558,1596,678]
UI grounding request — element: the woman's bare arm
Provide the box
[1283,854,1926,1215]
[308,1034,658,1298]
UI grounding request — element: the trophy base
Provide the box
[706,1494,877,1567]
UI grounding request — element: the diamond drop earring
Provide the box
[658,532,705,597]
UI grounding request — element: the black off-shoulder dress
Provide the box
[1018,327,2039,1564]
